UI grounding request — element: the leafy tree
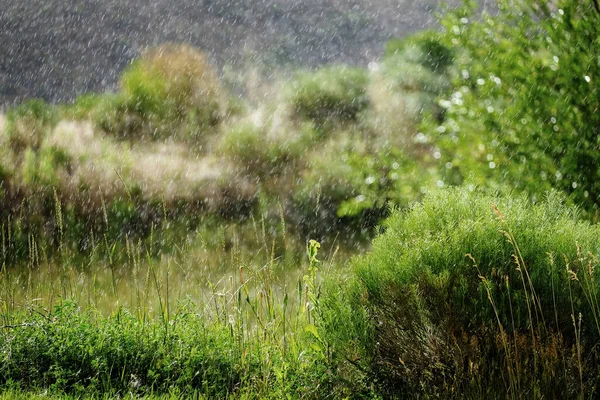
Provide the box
[428,0,600,215]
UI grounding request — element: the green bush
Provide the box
[325,188,600,397]
[5,99,58,152]
[380,32,451,122]
[290,148,430,240]
[98,44,224,142]
[60,93,106,120]
[219,121,319,177]
[385,31,454,73]
[426,0,600,216]
[219,122,287,173]
[287,66,370,125]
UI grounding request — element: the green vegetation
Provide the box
[287,66,370,126]
[385,30,454,74]
[0,233,333,398]
[2,0,600,397]
[97,44,224,143]
[323,188,600,397]
[427,0,600,216]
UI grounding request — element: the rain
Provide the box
[1,0,599,398]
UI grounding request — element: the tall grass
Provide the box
[0,191,344,398]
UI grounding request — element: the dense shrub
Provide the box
[219,122,296,175]
[385,31,454,74]
[98,44,224,142]
[5,99,58,152]
[379,33,452,127]
[325,188,600,397]
[427,0,600,216]
[287,66,370,125]
[59,93,106,121]
[288,148,425,241]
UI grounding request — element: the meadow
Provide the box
[2,0,600,398]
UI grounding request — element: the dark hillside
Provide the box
[0,0,494,105]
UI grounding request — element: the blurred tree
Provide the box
[428,0,600,216]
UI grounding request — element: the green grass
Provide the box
[4,187,600,398]
[0,221,338,398]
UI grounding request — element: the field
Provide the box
[2,0,600,398]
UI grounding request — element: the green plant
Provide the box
[218,122,285,173]
[325,188,600,397]
[385,30,454,74]
[98,44,224,142]
[426,0,600,216]
[291,147,432,240]
[5,99,58,152]
[287,66,370,125]
[60,94,106,120]
[0,214,341,398]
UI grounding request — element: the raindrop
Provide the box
[368,62,380,72]
[414,132,428,143]
[439,100,452,109]
[555,171,563,180]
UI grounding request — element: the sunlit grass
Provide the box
[0,198,341,397]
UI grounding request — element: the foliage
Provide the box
[290,145,434,240]
[0,303,245,396]
[287,66,370,125]
[0,237,334,398]
[98,44,224,142]
[325,188,600,397]
[427,0,600,216]
[5,99,58,152]
[218,121,310,176]
[385,30,454,74]
[59,94,106,121]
